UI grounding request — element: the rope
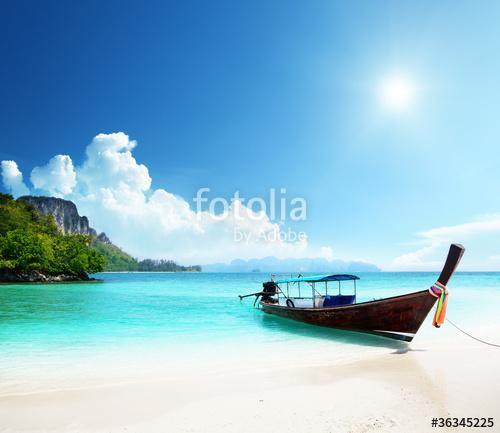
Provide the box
[446,317,500,348]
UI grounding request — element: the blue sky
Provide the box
[1,0,500,269]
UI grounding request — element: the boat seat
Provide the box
[323,295,355,307]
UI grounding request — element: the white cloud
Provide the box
[1,160,30,197]
[78,132,151,195]
[318,246,334,261]
[392,244,443,269]
[1,132,335,265]
[391,215,500,270]
[418,216,500,241]
[30,155,77,197]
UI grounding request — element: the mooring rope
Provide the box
[446,317,500,348]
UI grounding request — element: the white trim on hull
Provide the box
[373,330,416,338]
[369,329,416,342]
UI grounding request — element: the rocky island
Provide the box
[0,194,201,282]
[0,193,105,282]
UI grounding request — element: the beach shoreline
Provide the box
[1,332,499,433]
[2,271,499,432]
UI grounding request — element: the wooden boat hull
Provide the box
[260,289,437,342]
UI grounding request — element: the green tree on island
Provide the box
[0,193,105,280]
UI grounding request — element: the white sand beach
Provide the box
[1,327,499,433]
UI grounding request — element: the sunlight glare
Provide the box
[379,74,416,111]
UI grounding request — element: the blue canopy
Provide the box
[274,274,360,284]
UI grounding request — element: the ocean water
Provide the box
[1,272,499,394]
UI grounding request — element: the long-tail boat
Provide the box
[239,244,465,341]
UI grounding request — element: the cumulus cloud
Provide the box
[1,160,30,197]
[30,155,77,197]
[78,132,151,195]
[1,132,334,264]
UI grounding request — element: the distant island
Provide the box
[0,194,201,282]
[203,257,380,273]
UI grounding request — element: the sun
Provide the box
[379,74,416,111]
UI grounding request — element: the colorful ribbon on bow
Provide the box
[428,281,448,328]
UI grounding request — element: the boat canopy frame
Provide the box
[273,274,360,284]
[270,274,359,307]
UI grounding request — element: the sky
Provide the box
[1,0,500,270]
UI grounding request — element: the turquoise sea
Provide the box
[1,272,499,394]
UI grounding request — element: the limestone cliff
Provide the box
[17,196,110,242]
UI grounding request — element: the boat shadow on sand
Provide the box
[258,312,419,352]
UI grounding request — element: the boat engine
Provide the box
[261,281,278,303]
[238,281,278,306]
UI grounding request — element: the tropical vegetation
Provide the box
[91,240,138,271]
[92,241,201,272]
[136,259,201,272]
[0,193,105,277]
